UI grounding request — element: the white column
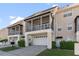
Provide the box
[23,21,26,33]
[74,43,79,55]
[47,29,52,49]
[8,36,10,44]
[15,35,20,46]
[25,33,29,47]
[18,35,20,41]
[40,16,42,29]
[76,31,79,42]
[31,20,33,31]
[15,26,17,34]
[49,14,52,28]
[18,25,20,34]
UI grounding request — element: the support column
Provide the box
[76,31,79,42]
[15,35,20,46]
[18,35,20,41]
[40,16,42,29]
[23,21,26,33]
[15,26,17,34]
[49,14,52,28]
[8,36,10,44]
[31,20,33,31]
[19,25,20,34]
[47,29,52,49]
[25,33,29,47]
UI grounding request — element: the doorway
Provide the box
[55,36,63,48]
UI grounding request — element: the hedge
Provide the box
[60,41,77,50]
[0,39,8,42]
[18,39,25,47]
[52,41,56,48]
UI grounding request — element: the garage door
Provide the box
[9,37,18,42]
[32,35,47,46]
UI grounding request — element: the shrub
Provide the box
[18,39,25,47]
[60,41,77,50]
[52,41,56,48]
[0,39,8,42]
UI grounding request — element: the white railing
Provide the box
[27,23,50,31]
[42,23,50,29]
[9,31,20,35]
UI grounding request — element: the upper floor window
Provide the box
[68,27,72,30]
[64,13,72,17]
[58,28,62,31]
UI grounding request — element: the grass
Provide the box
[0,46,20,52]
[38,49,74,56]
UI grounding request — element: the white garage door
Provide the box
[32,35,47,46]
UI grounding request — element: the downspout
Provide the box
[50,6,59,41]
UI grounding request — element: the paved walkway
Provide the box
[0,51,14,56]
[0,46,47,56]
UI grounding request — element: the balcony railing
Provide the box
[8,31,23,35]
[27,23,50,31]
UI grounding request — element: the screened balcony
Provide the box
[26,15,52,32]
[8,25,23,35]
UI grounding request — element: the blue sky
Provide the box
[0,3,71,29]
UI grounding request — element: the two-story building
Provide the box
[55,4,79,42]
[8,20,25,45]
[24,6,59,49]
[7,4,79,49]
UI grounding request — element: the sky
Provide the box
[0,3,71,29]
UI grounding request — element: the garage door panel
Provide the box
[32,35,47,46]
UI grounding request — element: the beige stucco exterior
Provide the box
[6,4,79,49]
[24,7,58,49]
[7,20,25,46]
[54,5,79,41]
[0,28,8,39]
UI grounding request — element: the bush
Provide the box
[18,39,25,47]
[60,41,77,50]
[52,41,56,48]
[0,39,8,42]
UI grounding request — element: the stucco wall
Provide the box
[74,43,79,55]
[54,6,79,41]
[0,28,8,39]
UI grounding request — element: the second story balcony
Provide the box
[8,31,23,35]
[25,13,54,32]
[8,24,23,35]
[27,23,50,31]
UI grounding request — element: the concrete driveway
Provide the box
[7,45,47,56]
[0,51,14,56]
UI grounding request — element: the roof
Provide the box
[24,6,58,21]
[4,6,59,29]
[56,4,79,14]
[7,20,24,28]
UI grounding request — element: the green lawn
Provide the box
[38,49,74,56]
[0,46,20,52]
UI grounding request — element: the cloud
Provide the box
[52,4,58,7]
[9,16,24,25]
[9,16,16,19]
[47,3,59,7]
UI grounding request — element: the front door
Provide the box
[56,39,61,48]
[55,36,63,48]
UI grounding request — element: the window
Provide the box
[58,28,61,31]
[68,27,72,30]
[64,13,72,17]
[56,36,63,39]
